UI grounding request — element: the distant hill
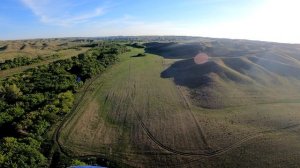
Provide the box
[146,40,300,108]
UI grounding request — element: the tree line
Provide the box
[0,43,128,167]
[0,54,61,70]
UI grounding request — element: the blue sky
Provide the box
[1,0,300,43]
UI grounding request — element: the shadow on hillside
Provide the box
[144,41,300,90]
[160,56,300,90]
[144,41,274,59]
[160,59,216,88]
[145,42,203,59]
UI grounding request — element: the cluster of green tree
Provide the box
[0,45,7,51]
[128,43,145,48]
[132,53,146,57]
[0,57,36,70]
[0,54,60,70]
[79,43,100,48]
[0,43,127,167]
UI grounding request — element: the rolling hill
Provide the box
[147,40,300,108]
[56,38,300,167]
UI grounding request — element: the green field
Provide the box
[58,46,300,167]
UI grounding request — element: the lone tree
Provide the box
[133,53,146,57]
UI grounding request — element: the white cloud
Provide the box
[21,0,106,26]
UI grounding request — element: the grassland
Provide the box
[0,39,92,77]
[3,38,300,167]
[0,48,90,78]
[58,44,300,167]
[0,39,88,60]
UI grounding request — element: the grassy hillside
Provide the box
[0,38,94,61]
[58,42,300,167]
[0,39,95,77]
[59,48,212,167]
[148,41,300,108]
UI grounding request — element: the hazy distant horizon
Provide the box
[2,35,300,45]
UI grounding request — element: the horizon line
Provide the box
[1,35,299,45]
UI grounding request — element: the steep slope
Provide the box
[149,40,300,108]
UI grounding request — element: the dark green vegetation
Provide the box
[128,43,145,49]
[0,45,7,51]
[0,41,127,168]
[0,55,60,70]
[132,53,146,57]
